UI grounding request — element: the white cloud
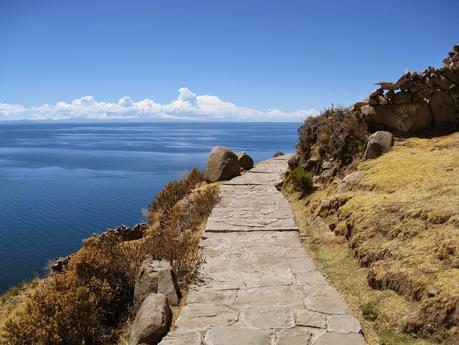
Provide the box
[0,102,26,116]
[0,88,317,121]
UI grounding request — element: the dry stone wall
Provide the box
[353,44,459,135]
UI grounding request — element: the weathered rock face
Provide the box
[236,151,254,170]
[133,256,181,313]
[362,102,432,134]
[130,293,172,345]
[429,91,457,131]
[205,146,240,183]
[364,131,394,159]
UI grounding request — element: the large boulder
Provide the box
[364,131,394,159]
[133,256,181,313]
[236,151,254,170]
[205,146,240,182]
[361,102,432,135]
[429,91,457,131]
[129,293,172,345]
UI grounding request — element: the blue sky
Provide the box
[0,0,458,121]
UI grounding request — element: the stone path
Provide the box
[160,155,367,345]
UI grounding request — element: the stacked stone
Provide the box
[352,44,459,134]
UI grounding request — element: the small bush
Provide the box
[360,300,378,321]
[148,168,205,224]
[290,167,313,196]
[297,107,368,168]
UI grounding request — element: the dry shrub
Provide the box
[149,186,220,284]
[148,168,205,220]
[3,233,134,345]
[2,168,218,345]
[297,107,368,168]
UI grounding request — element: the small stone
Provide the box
[426,288,438,298]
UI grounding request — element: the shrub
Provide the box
[3,233,134,345]
[148,168,205,224]
[290,167,313,196]
[2,168,218,344]
[149,186,220,284]
[297,107,368,169]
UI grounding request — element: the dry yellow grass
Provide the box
[287,132,459,344]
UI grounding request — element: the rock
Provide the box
[130,293,172,345]
[429,91,457,131]
[351,100,369,112]
[361,102,432,134]
[392,91,412,104]
[320,167,336,179]
[134,257,181,313]
[321,161,332,170]
[337,171,363,193]
[236,151,254,170]
[395,72,411,87]
[364,131,393,159]
[304,159,318,172]
[377,95,388,105]
[412,87,433,102]
[369,88,384,97]
[205,146,240,183]
[272,151,284,157]
[431,74,453,91]
[312,199,331,220]
[426,288,438,298]
[287,155,299,170]
[441,68,459,84]
[373,81,398,90]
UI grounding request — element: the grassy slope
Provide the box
[287,132,459,344]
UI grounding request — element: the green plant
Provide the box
[360,300,379,321]
[290,167,313,196]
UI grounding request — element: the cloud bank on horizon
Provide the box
[0,88,316,122]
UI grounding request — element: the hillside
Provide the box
[287,132,458,344]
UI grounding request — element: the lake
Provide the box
[0,121,300,292]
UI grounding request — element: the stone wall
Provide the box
[353,44,459,135]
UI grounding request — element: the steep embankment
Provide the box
[288,133,459,345]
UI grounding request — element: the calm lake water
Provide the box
[0,122,300,292]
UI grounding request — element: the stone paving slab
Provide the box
[160,155,367,345]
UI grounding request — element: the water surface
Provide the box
[0,122,299,292]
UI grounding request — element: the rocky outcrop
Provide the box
[236,151,254,170]
[130,293,172,345]
[355,44,459,135]
[133,256,181,313]
[205,146,240,183]
[364,131,393,159]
